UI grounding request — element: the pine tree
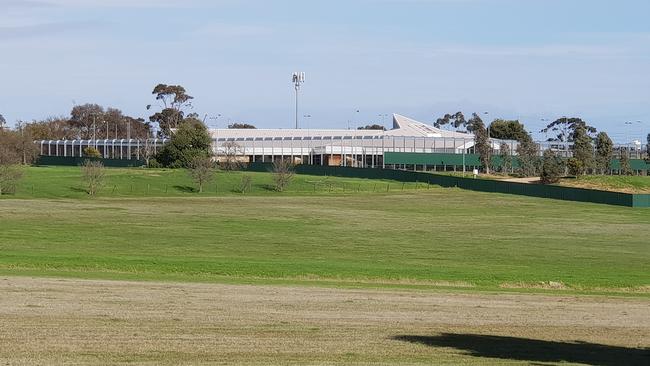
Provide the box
[541,149,564,184]
[572,125,594,175]
[516,134,540,177]
[594,132,613,174]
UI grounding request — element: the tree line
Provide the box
[435,111,650,183]
[2,84,649,193]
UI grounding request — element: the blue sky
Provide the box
[0,0,648,142]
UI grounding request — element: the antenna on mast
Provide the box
[292,72,305,129]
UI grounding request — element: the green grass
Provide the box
[559,175,650,193]
[1,167,649,295]
[10,166,421,199]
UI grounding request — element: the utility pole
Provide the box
[292,72,305,129]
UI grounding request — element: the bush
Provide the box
[220,141,245,171]
[540,150,564,184]
[567,158,583,177]
[0,165,24,195]
[156,118,211,168]
[83,147,102,158]
[238,174,252,193]
[147,158,162,169]
[188,156,215,193]
[81,160,105,196]
[516,135,540,177]
[272,160,294,192]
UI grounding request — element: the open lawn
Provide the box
[558,175,650,193]
[11,166,421,198]
[1,166,649,364]
[1,167,648,294]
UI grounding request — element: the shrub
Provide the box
[81,160,105,196]
[0,165,23,195]
[156,118,212,168]
[272,160,294,192]
[516,135,540,177]
[220,141,245,171]
[147,158,162,169]
[83,147,102,158]
[238,174,252,194]
[567,158,583,177]
[540,150,564,184]
[188,156,215,193]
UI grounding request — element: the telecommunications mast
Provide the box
[292,72,305,129]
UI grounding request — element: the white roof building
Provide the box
[209,114,486,167]
[36,114,510,168]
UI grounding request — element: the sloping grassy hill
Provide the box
[7,166,422,199]
[558,175,650,193]
[1,167,648,295]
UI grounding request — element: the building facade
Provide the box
[36,114,524,168]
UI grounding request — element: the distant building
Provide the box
[36,114,510,168]
[211,114,481,167]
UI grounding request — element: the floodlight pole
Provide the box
[292,72,305,129]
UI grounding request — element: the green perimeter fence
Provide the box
[37,155,146,167]
[246,162,650,208]
[384,152,650,172]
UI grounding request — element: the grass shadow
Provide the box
[392,333,649,366]
[260,184,277,192]
[173,185,197,193]
[69,187,88,194]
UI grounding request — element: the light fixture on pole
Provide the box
[292,72,305,129]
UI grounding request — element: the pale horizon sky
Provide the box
[0,0,648,142]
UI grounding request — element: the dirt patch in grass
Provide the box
[0,276,648,365]
[500,281,569,290]
[288,275,475,288]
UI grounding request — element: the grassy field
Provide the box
[1,166,649,364]
[558,175,650,193]
[9,166,421,199]
[1,167,648,294]
[1,277,647,365]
